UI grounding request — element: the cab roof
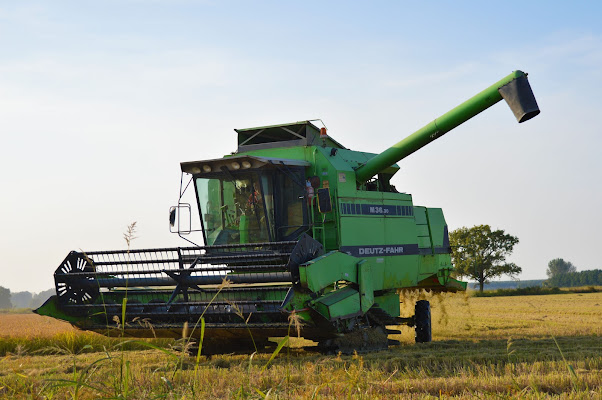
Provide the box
[235,120,346,152]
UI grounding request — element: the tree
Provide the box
[450,225,521,292]
[30,289,56,309]
[546,258,577,278]
[0,286,12,309]
[546,269,601,288]
[10,291,33,308]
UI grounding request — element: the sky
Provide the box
[1,1,601,293]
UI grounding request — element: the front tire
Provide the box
[414,300,432,343]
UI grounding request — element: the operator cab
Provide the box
[180,156,310,245]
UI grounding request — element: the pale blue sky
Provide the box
[1,1,601,292]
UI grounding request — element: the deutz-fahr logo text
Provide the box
[340,244,418,257]
[359,246,404,255]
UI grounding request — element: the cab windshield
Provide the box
[195,168,306,245]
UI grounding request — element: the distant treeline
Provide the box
[545,269,602,287]
[473,285,600,298]
[468,279,545,291]
[2,271,600,309]
[467,270,602,291]
[473,286,562,297]
[0,287,54,309]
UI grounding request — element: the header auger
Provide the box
[37,71,539,354]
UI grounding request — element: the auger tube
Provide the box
[354,70,540,183]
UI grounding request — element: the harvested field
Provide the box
[0,292,600,399]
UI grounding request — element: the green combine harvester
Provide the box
[37,71,540,353]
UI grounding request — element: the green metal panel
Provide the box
[426,208,446,249]
[339,217,385,247]
[338,193,421,290]
[414,207,432,250]
[35,296,85,324]
[374,292,401,318]
[298,251,359,293]
[311,286,361,320]
[413,207,428,224]
[417,236,431,249]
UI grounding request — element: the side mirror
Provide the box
[169,208,176,227]
[169,204,192,234]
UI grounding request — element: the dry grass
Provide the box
[0,292,601,399]
[395,291,602,343]
[0,313,175,359]
[0,314,77,338]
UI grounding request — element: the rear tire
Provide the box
[414,300,431,343]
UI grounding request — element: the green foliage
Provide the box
[546,258,577,278]
[0,286,11,308]
[262,336,289,371]
[450,225,521,292]
[546,269,602,287]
